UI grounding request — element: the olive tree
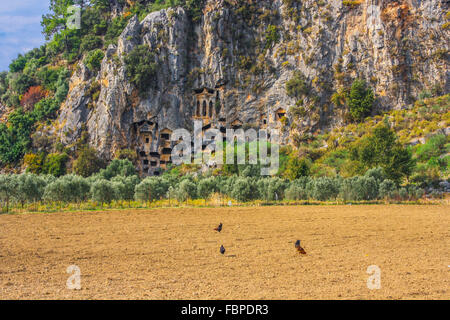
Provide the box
[43,179,72,203]
[285,177,311,201]
[340,176,378,201]
[197,178,216,204]
[99,159,137,180]
[267,177,288,201]
[15,173,47,207]
[91,179,115,205]
[43,175,90,204]
[111,175,140,201]
[0,174,19,212]
[134,177,170,202]
[308,177,340,201]
[256,179,270,201]
[177,179,197,201]
[231,177,255,202]
[174,185,189,203]
[378,179,397,200]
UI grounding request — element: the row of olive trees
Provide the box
[0,162,425,212]
[0,159,142,211]
[284,168,424,202]
[0,173,142,211]
[133,167,425,204]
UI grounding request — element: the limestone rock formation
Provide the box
[55,0,449,175]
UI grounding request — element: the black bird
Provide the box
[214,223,223,233]
[295,240,306,255]
[220,245,226,255]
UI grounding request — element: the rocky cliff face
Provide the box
[55,0,449,169]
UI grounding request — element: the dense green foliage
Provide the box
[0,109,36,163]
[98,159,137,180]
[265,25,280,49]
[135,176,170,202]
[286,71,309,99]
[0,158,434,212]
[84,49,104,72]
[284,156,310,180]
[90,179,117,204]
[42,153,69,176]
[350,124,414,183]
[124,45,158,95]
[24,152,68,176]
[0,55,69,165]
[72,147,106,177]
[348,79,374,121]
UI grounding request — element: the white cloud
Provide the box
[0,15,42,33]
[0,0,49,71]
[0,0,47,15]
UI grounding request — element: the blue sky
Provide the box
[0,0,50,72]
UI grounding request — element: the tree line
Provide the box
[0,158,430,213]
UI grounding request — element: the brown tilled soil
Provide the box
[0,205,448,300]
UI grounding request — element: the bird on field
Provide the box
[220,245,226,255]
[295,240,307,255]
[214,223,223,233]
